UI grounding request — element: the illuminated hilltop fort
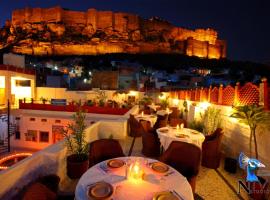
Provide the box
[0,6,226,58]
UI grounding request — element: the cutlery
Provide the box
[164,171,175,176]
[99,163,109,173]
[172,190,184,200]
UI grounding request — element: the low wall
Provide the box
[177,99,270,174]
[0,118,134,199]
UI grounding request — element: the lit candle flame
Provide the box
[176,124,179,130]
[180,123,184,129]
[141,111,144,116]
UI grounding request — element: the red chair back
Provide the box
[140,120,161,157]
[89,139,125,167]
[159,141,201,179]
[153,114,168,130]
[128,114,144,137]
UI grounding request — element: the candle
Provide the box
[127,161,144,181]
[180,123,184,129]
[141,111,144,116]
[166,108,169,113]
[176,124,179,130]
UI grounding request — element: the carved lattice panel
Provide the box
[195,89,200,101]
[179,91,185,100]
[201,88,208,102]
[222,85,235,106]
[191,90,196,101]
[186,91,191,100]
[238,83,259,105]
[210,87,219,104]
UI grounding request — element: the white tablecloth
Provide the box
[157,127,205,150]
[147,104,160,111]
[75,156,194,200]
[134,114,157,127]
[156,110,172,116]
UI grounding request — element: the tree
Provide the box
[230,104,270,159]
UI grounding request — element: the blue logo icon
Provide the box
[239,152,265,182]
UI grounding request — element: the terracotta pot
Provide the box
[67,154,89,179]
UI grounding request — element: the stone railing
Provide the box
[0,119,128,199]
[0,105,138,199]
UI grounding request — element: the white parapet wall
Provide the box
[0,119,132,199]
[177,99,270,173]
[9,105,138,151]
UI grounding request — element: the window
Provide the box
[15,131,20,140]
[52,125,64,143]
[55,120,61,123]
[30,118,35,121]
[41,119,47,122]
[15,80,31,87]
[25,130,37,142]
[39,131,49,143]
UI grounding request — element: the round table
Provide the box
[75,156,194,200]
[134,114,157,127]
[147,104,160,111]
[157,127,205,150]
[156,110,172,116]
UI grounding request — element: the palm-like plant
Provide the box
[62,108,88,161]
[230,104,270,159]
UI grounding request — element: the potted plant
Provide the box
[231,104,270,159]
[201,106,222,135]
[40,97,48,104]
[62,107,89,179]
[231,104,270,199]
[183,100,189,120]
[95,90,107,107]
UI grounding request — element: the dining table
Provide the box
[156,127,205,150]
[156,109,172,116]
[134,114,157,127]
[147,104,160,112]
[75,156,194,200]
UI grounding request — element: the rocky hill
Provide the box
[0,7,226,58]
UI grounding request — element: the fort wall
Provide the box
[9,7,226,58]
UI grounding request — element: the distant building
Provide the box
[91,71,118,89]
[0,65,35,107]
[3,53,25,68]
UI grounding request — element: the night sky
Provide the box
[0,0,269,63]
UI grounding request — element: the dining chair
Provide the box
[168,107,180,120]
[159,141,201,193]
[169,118,187,128]
[202,128,224,169]
[23,183,57,200]
[89,139,125,167]
[153,114,168,130]
[140,120,161,158]
[22,174,60,200]
[128,114,145,137]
